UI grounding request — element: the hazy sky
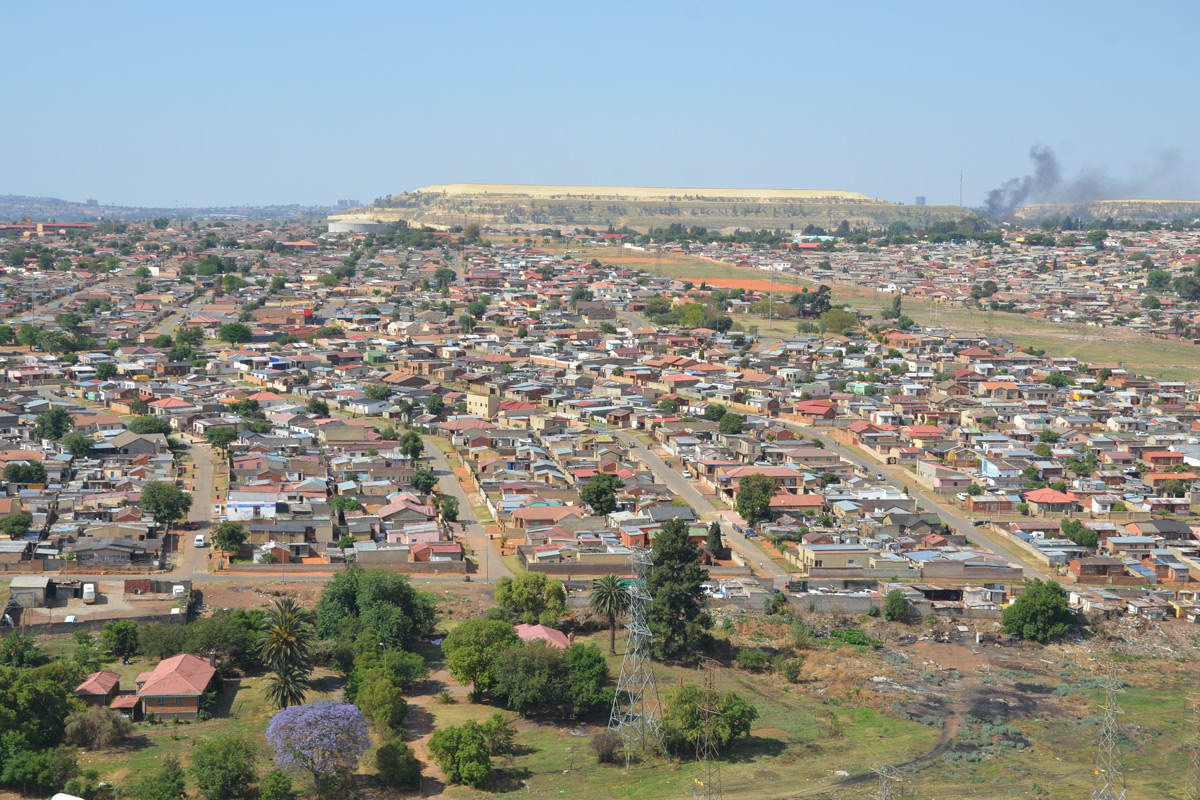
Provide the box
[3,0,1198,208]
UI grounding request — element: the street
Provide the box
[775,422,1050,582]
[423,441,512,584]
[615,431,790,584]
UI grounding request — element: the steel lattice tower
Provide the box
[872,762,901,800]
[693,657,723,800]
[1091,662,1126,800]
[608,546,666,766]
[1185,695,1200,800]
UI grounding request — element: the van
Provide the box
[194,534,206,548]
[82,583,96,604]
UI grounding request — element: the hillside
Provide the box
[333,183,981,233]
[1013,198,1200,222]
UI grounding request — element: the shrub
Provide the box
[735,648,771,672]
[829,629,883,649]
[591,730,620,764]
[376,736,422,789]
[64,706,133,750]
[772,656,803,683]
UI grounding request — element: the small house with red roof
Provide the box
[74,671,121,707]
[135,653,217,720]
[515,623,570,649]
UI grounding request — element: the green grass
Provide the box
[501,554,525,574]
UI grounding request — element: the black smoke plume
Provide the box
[984,145,1189,216]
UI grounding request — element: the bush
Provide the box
[376,737,422,789]
[884,590,910,622]
[428,722,491,789]
[591,730,620,764]
[64,706,133,750]
[829,629,883,649]
[764,592,789,615]
[772,656,803,683]
[479,713,516,757]
[735,648,771,672]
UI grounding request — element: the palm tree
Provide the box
[257,598,313,673]
[264,664,310,710]
[589,574,628,655]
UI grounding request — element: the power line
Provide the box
[607,547,666,767]
[693,656,723,800]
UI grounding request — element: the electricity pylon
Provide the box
[1184,694,1200,800]
[693,656,723,800]
[608,547,665,766]
[1091,661,1126,800]
[872,762,902,800]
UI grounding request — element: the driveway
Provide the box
[615,431,790,585]
[423,440,511,583]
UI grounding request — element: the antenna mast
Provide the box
[693,656,724,800]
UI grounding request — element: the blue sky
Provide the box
[3,0,1197,208]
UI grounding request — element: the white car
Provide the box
[194,535,206,548]
[64,615,77,624]
[956,493,968,501]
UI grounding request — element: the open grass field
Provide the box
[18,600,1200,800]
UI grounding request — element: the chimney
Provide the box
[208,653,217,668]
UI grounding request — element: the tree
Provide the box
[439,495,459,521]
[1060,518,1099,549]
[129,754,186,800]
[1001,579,1072,644]
[589,574,627,654]
[306,397,330,416]
[883,590,910,622]
[568,284,595,310]
[411,469,438,494]
[397,432,424,462]
[315,568,437,652]
[100,619,139,658]
[330,496,362,513]
[376,736,422,789]
[205,427,239,451]
[140,481,193,526]
[266,701,371,784]
[489,641,565,715]
[428,722,491,789]
[32,408,73,440]
[357,672,408,732]
[59,432,93,460]
[363,383,391,401]
[580,473,623,516]
[3,462,46,484]
[217,323,252,344]
[736,473,778,523]
[426,394,445,415]
[0,512,33,538]
[264,664,311,710]
[191,734,258,800]
[706,520,724,556]
[94,362,117,380]
[658,398,680,413]
[128,416,173,435]
[495,572,567,625]
[561,643,612,717]
[64,705,133,750]
[258,771,296,800]
[441,618,519,697]
[718,413,744,435]
[646,518,711,662]
[1146,268,1171,290]
[661,684,758,755]
[258,598,314,674]
[213,521,247,552]
[704,404,727,422]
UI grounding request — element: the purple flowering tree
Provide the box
[266,701,371,782]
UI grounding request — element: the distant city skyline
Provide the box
[3,0,1198,209]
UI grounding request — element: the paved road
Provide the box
[776,422,1050,581]
[423,441,511,584]
[615,431,789,585]
[174,438,217,578]
[154,295,207,337]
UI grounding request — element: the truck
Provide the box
[82,583,96,604]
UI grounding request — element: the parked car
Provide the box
[194,535,206,548]
[184,521,200,531]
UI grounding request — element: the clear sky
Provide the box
[3,0,1198,208]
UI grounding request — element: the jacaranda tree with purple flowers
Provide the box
[266,701,371,784]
